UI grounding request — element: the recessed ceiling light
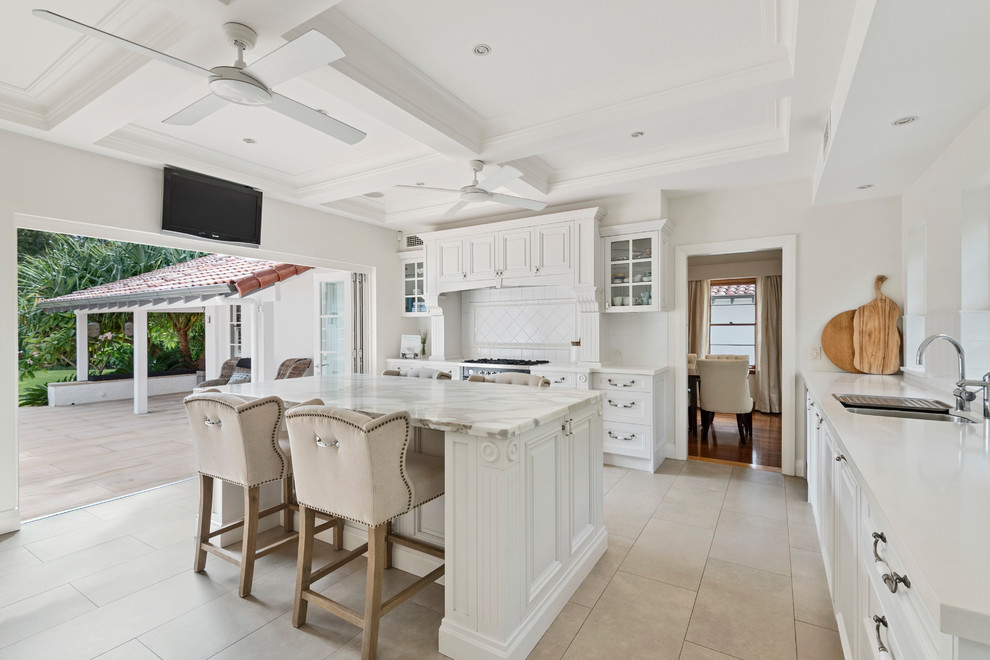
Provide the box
[891,116,918,126]
[857,184,874,190]
[631,131,645,138]
[242,138,256,144]
[473,44,492,56]
[363,191,385,199]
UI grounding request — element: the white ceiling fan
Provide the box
[33,9,366,145]
[396,160,547,218]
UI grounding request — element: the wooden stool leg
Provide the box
[282,474,294,533]
[333,518,344,551]
[362,524,389,660]
[193,474,213,572]
[384,521,393,569]
[293,506,316,628]
[239,485,260,598]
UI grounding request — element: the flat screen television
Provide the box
[161,166,263,246]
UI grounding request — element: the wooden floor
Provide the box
[688,410,783,469]
[17,392,196,521]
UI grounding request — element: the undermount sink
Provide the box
[844,407,976,424]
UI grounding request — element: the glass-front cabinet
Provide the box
[401,252,428,316]
[600,220,671,313]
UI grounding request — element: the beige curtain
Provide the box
[755,275,782,413]
[687,279,710,356]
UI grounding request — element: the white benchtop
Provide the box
[386,358,666,376]
[803,371,990,644]
[222,374,601,439]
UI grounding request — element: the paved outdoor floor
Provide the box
[17,392,196,521]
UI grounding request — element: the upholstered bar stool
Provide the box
[696,358,754,444]
[183,392,341,597]
[382,366,452,380]
[467,372,550,387]
[285,406,445,660]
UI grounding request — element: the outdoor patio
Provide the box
[17,392,196,521]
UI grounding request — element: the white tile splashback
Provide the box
[462,286,576,362]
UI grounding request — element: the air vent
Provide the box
[406,235,423,248]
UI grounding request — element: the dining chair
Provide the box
[285,406,445,660]
[467,373,550,387]
[382,367,452,380]
[183,392,313,597]
[696,358,754,444]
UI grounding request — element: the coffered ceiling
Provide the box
[2,0,987,230]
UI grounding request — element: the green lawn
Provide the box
[19,368,76,396]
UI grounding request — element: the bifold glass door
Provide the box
[316,273,368,376]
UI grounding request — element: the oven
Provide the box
[460,358,549,380]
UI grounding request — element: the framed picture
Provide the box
[400,334,421,359]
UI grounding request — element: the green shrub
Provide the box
[19,373,75,407]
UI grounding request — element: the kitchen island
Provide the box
[222,374,606,660]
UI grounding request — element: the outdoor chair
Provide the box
[285,406,444,660]
[276,358,313,380]
[198,357,251,388]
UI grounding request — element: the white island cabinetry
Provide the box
[804,372,990,660]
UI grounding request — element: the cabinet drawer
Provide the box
[602,391,651,424]
[532,370,577,389]
[860,574,911,660]
[593,372,649,392]
[602,421,650,458]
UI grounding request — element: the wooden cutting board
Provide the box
[853,275,901,374]
[822,309,863,373]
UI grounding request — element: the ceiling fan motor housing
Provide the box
[208,66,272,105]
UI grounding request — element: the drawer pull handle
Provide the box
[607,431,637,441]
[834,453,845,462]
[872,532,912,593]
[553,377,567,384]
[607,378,635,387]
[608,399,636,409]
[873,615,889,655]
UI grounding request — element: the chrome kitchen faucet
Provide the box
[916,333,990,417]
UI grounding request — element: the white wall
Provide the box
[0,130,403,531]
[688,256,783,281]
[901,102,990,391]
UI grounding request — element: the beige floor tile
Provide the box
[795,621,843,659]
[0,545,42,577]
[619,519,714,591]
[653,483,725,530]
[85,479,197,521]
[93,640,161,659]
[325,600,444,660]
[791,548,837,631]
[527,601,590,660]
[787,501,821,552]
[211,610,358,660]
[603,488,663,540]
[563,571,695,660]
[570,534,635,608]
[679,641,740,659]
[686,558,796,660]
[721,479,787,521]
[709,510,791,576]
[674,462,731,493]
[730,466,784,488]
[611,470,678,499]
[656,459,687,476]
[0,584,96,648]
[70,538,192,606]
[410,581,446,615]
[0,535,156,609]
[784,476,809,502]
[0,571,228,660]
[603,465,630,493]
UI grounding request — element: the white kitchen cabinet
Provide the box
[400,252,427,316]
[530,366,590,390]
[594,367,669,471]
[465,233,497,280]
[496,227,533,279]
[600,220,671,312]
[534,222,572,277]
[436,238,466,284]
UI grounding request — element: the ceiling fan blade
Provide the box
[478,165,522,192]
[33,10,213,78]
[395,185,462,194]
[268,93,366,144]
[162,94,227,125]
[242,29,345,88]
[442,200,469,218]
[489,192,547,211]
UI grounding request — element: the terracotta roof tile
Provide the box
[41,254,313,306]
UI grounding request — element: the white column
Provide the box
[75,311,89,381]
[133,309,148,414]
[203,304,226,380]
[258,301,275,382]
[243,301,259,381]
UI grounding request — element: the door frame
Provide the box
[671,235,797,475]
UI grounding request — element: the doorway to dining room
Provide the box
[672,236,796,475]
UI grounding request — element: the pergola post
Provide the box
[74,311,88,382]
[244,301,259,381]
[258,301,275,382]
[133,309,148,414]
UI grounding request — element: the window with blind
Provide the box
[708,278,756,366]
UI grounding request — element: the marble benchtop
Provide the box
[220,374,601,439]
